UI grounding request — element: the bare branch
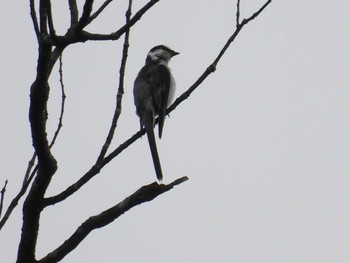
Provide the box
[43,130,144,207]
[49,55,66,148]
[71,0,160,42]
[96,0,133,164]
[29,0,40,41]
[77,0,94,30]
[43,0,271,208]
[68,0,79,26]
[39,176,188,263]
[88,0,115,24]
[0,180,8,219]
[46,0,56,38]
[236,0,240,27]
[0,170,36,230]
[0,56,66,227]
[241,0,272,26]
[39,0,48,35]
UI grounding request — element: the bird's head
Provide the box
[145,45,179,65]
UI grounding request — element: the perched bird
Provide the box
[133,45,179,181]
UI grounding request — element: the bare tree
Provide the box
[0,0,272,262]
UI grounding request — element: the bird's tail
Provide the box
[143,112,163,181]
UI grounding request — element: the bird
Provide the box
[133,45,179,181]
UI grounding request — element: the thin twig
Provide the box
[0,55,67,228]
[22,153,36,186]
[49,55,66,148]
[88,0,115,25]
[29,0,40,41]
[71,0,160,42]
[77,0,94,30]
[39,0,49,35]
[46,0,57,38]
[236,0,240,27]
[68,0,79,26]
[96,0,133,164]
[0,171,35,230]
[0,180,8,219]
[39,176,188,263]
[43,0,272,207]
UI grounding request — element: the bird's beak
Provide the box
[171,51,180,57]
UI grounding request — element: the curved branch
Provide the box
[29,0,40,41]
[0,180,8,219]
[39,177,188,263]
[88,0,115,25]
[68,0,79,26]
[96,0,133,164]
[77,0,94,30]
[43,0,271,207]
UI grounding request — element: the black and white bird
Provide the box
[133,45,179,181]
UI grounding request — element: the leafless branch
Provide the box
[29,0,40,41]
[0,170,36,230]
[39,176,188,263]
[236,0,241,27]
[88,0,115,24]
[0,180,8,219]
[71,0,160,42]
[49,55,66,148]
[39,0,48,35]
[96,0,133,164]
[46,0,57,39]
[68,0,79,26]
[0,57,66,228]
[42,0,271,208]
[43,130,144,207]
[77,0,94,30]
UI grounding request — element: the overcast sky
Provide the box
[1,0,349,262]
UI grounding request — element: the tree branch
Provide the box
[96,0,133,164]
[43,0,271,208]
[39,176,188,263]
[63,0,160,44]
[77,0,94,30]
[0,170,36,231]
[39,0,48,35]
[29,0,40,41]
[88,0,115,25]
[46,0,57,39]
[236,0,240,27]
[0,180,8,220]
[49,55,66,148]
[68,0,79,26]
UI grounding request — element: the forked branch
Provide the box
[39,176,188,263]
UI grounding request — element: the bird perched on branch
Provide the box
[133,45,179,181]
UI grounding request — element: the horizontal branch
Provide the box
[39,176,188,263]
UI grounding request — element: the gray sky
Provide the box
[1,0,349,262]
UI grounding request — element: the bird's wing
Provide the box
[154,64,171,138]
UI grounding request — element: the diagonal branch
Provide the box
[0,180,8,220]
[39,176,188,263]
[77,0,94,30]
[43,0,271,207]
[46,0,57,39]
[68,0,79,26]
[68,0,160,43]
[29,0,40,41]
[49,55,66,148]
[88,0,115,25]
[96,0,133,164]
[236,0,241,27]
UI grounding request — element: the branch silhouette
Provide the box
[39,177,188,263]
[43,0,272,207]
